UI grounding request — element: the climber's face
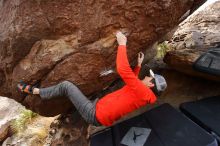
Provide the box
[141,76,155,88]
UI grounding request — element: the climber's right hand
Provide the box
[116,31,127,46]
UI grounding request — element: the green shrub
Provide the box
[156,42,171,58]
[11,109,38,133]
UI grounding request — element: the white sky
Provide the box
[183,0,218,22]
[197,0,218,11]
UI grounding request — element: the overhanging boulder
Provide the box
[0,0,205,116]
[164,1,220,81]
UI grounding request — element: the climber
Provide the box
[17,31,167,127]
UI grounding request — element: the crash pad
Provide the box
[90,103,217,146]
[180,96,220,142]
[193,48,220,76]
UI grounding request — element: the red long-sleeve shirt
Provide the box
[95,45,157,126]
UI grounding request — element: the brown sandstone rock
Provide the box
[0,0,205,116]
[164,1,220,81]
[49,113,89,146]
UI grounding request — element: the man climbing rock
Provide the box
[17,31,167,127]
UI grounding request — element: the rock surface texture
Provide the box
[0,0,204,116]
[0,96,24,142]
[164,1,220,81]
[2,115,55,146]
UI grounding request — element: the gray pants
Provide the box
[39,81,101,126]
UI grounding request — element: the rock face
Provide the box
[2,115,55,146]
[164,1,220,81]
[0,96,24,142]
[0,0,205,116]
[49,114,89,146]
